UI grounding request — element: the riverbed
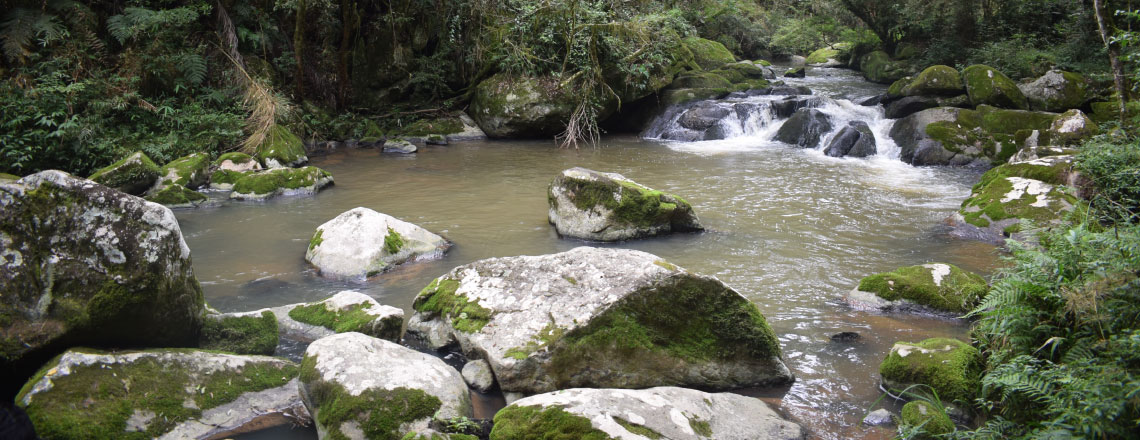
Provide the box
[176,68,1000,439]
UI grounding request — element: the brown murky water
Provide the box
[176,134,1000,439]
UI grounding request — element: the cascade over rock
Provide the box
[406,247,793,394]
[824,121,877,158]
[775,108,832,148]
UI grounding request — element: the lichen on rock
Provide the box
[956,158,1084,242]
[547,167,703,242]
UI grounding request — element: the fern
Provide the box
[176,53,208,85]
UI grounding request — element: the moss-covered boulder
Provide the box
[0,171,205,396]
[900,401,955,439]
[682,37,735,70]
[723,61,769,79]
[547,168,702,242]
[824,121,877,158]
[889,105,1058,166]
[299,332,472,440]
[287,291,403,341]
[470,73,581,138]
[668,71,733,89]
[846,263,987,316]
[806,47,841,66]
[859,51,912,84]
[382,138,418,154]
[144,183,207,208]
[212,291,404,348]
[953,157,1083,243]
[406,247,793,394]
[962,65,1028,110]
[230,166,333,201]
[490,387,804,440]
[256,125,308,169]
[17,349,305,440]
[784,66,806,78]
[198,310,279,355]
[306,207,450,279]
[1047,109,1099,146]
[156,152,211,190]
[87,151,161,196]
[901,65,964,97]
[880,338,982,405]
[774,108,833,148]
[213,152,262,173]
[1018,69,1090,112]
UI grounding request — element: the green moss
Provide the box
[413,278,492,333]
[198,311,279,355]
[688,416,713,437]
[159,153,210,187]
[901,65,963,96]
[900,401,954,438]
[302,356,442,440]
[668,72,732,89]
[213,152,256,166]
[210,169,245,186]
[614,417,663,439]
[504,321,567,360]
[256,125,306,166]
[887,76,912,97]
[289,302,377,334]
[0,172,20,181]
[309,228,324,251]
[856,264,987,314]
[384,228,405,254]
[924,106,1057,164]
[399,117,464,137]
[959,163,1082,228]
[682,37,735,70]
[962,65,1028,109]
[805,47,839,65]
[653,260,678,271]
[231,166,332,196]
[20,349,296,439]
[547,275,781,385]
[880,338,982,404]
[720,62,766,79]
[556,176,694,229]
[88,151,161,194]
[489,405,612,440]
[145,184,206,207]
[859,51,912,84]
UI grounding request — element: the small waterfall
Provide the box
[643,68,898,159]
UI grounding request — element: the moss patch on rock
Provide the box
[682,37,735,70]
[924,105,1058,164]
[857,264,987,314]
[398,117,465,137]
[210,169,246,187]
[198,311,279,355]
[489,405,612,440]
[860,51,912,84]
[962,65,1028,110]
[145,184,206,207]
[900,401,954,438]
[959,161,1081,228]
[805,47,839,65]
[159,153,211,188]
[384,228,406,254]
[668,71,733,90]
[231,166,332,197]
[301,355,442,440]
[901,65,964,96]
[213,152,257,167]
[555,175,696,230]
[255,125,307,168]
[18,349,297,440]
[289,302,382,334]
[88,151,161,195]
[413,278,493,333]
[880,337,982,404]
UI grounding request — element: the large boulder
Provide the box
[682,37,735,70]
[470,73,580,138]
[213,152,262,173]
[256,125,308,169]
[880,338,982,405]
[885,96,939,119]
[229,166,333,201]
[900,65,964,97]
[953,158,1083,244]
[771,96,825,118]
[87,151,161,196]
[0,171,205,394]
[490,387,805,440]
[406,247,793,394]
[890,105,1057,166]
[1047,109,1099,146]
[17,349,305,439]
[1018,69,1090,112]
[547,168,703,241]
[299,332,472,440]
[824,121,877,158]
[846,263,987,316]
[859,51,912,84]
[305,207,450,278]
[285,291,403,342]
[156,153,211,190]
[806,47,841,66]
[775,108,833,148]
[678,103,731,130]
[962,65,1028,110]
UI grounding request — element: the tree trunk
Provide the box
[1093,0,1128,125]
[337,0,357,110]
[293,0,307,100]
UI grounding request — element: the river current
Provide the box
[176,67,999,439]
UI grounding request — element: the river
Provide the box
[175,67,999,439]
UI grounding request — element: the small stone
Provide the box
[382,138,418,153]
[461,359,495,393]
[863,408,894,426]
[830,332,861,342]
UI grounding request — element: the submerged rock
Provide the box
[962,65,1028,110]
[784,66,806,78]
[229,166,333,201]
[87,151,161,195]
[255,125,308,168]
[17,349,306,440]
[775,108,832,148]
[824,121,877,158]
[1,171,204,387]
[406,247,793,394]
[299,333,471,440]
[1018,69,1090,112]
[547,168,703,241]
[491,387,804,440]
[880,337,982,406]
[847,263,987,316]
[305,207,450,278]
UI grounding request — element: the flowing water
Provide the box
[177,67,1000,439]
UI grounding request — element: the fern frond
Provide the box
[177,53,208,85]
